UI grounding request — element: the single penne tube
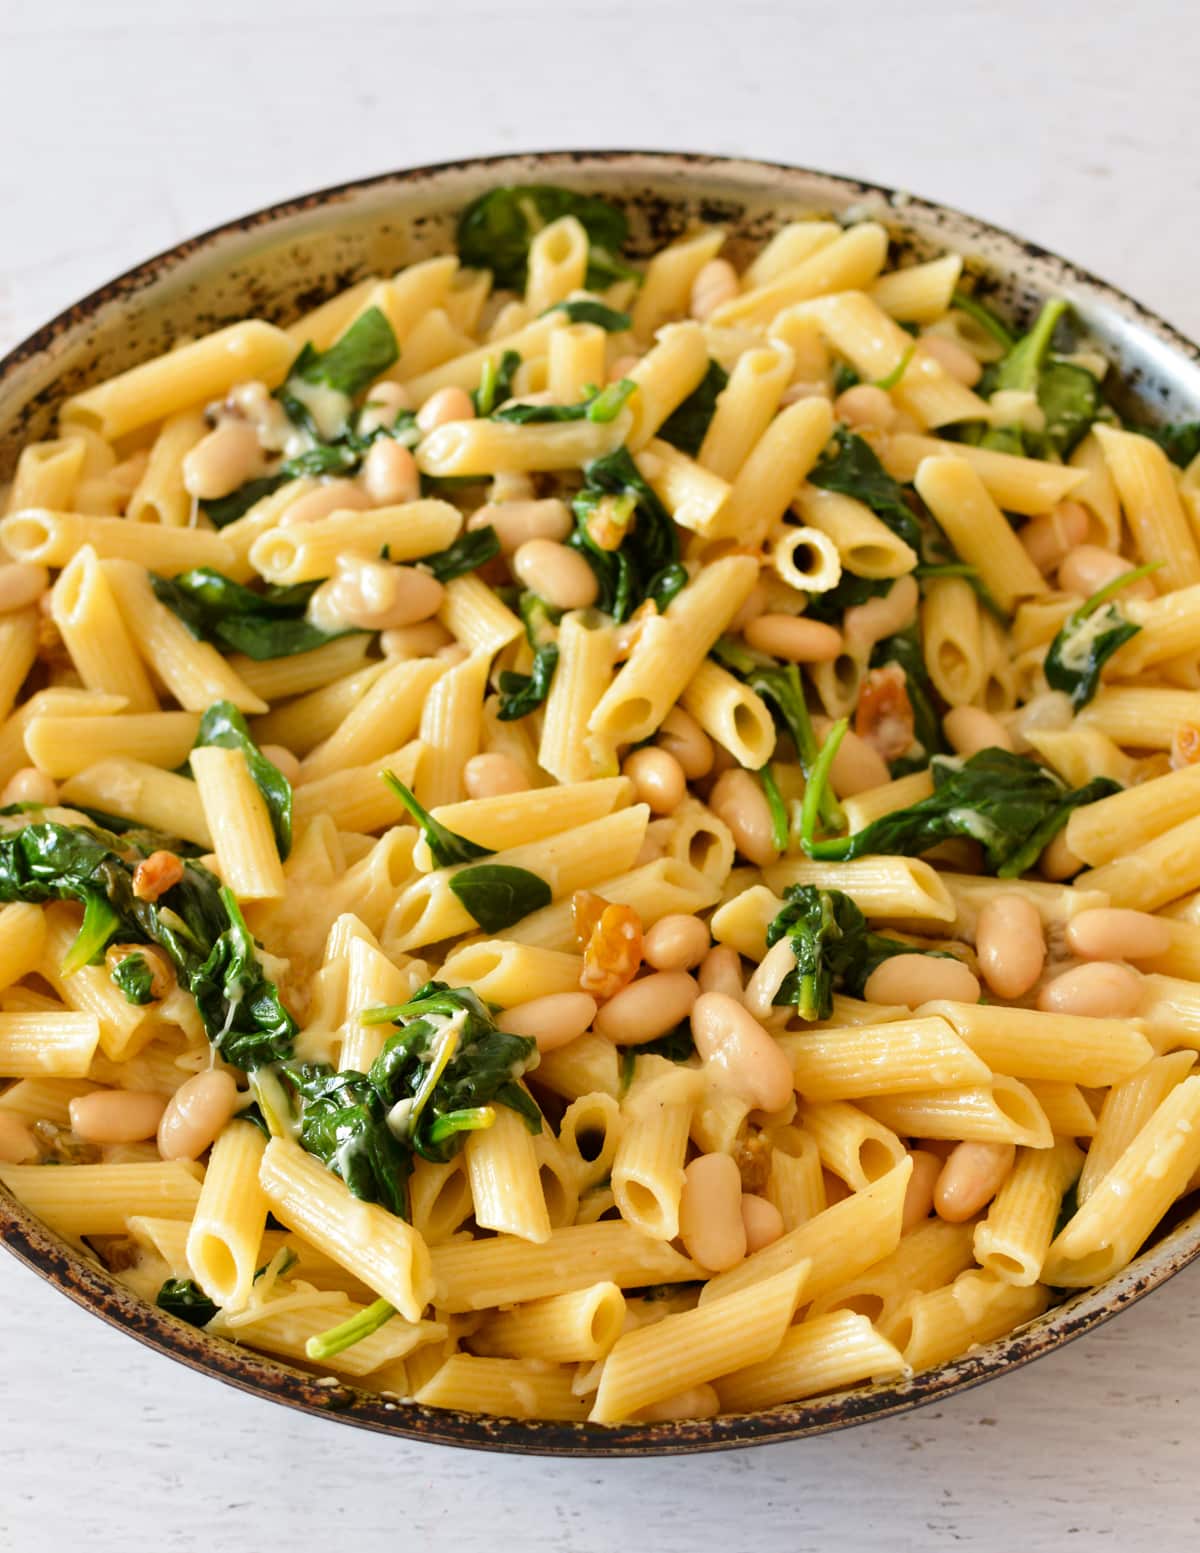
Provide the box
[547,320,608,402]
[1023,1080,1099,1139]
[623,322,709,450]
[233,633,373,705]
[558,1092,624,1189]
[407,1156,473,1247]
[501,858,720,953]
[763,856,956,925]
[438,940,585,1006]
[883,1271,1050,1373]
[867,254,963,323]
[0,1160,203,1238]
[680,659,776,769]
[0,904,47,994]
[429,1219,701,1313]
[249,501,462,584]
[921,575,984,707]
[589,1262,810,1424]
[60,758,212,848]
[0,686,128,789]
[465,1104,552,1244]
[5,437,87,514]
[389,308,473,379]
[1076,685,1200,750]
[0,1011,102,1077]
[920,999,1153,1086]
[1043,1076,1200,1286]
[765,1130,826,1231]
[794,485,918,579]
[1067,764,1200,869]
[416,410,632,477]
[364,257,461,346]
[862,1077,1053,1148]
[538,610,617,783]
[383,804,649,952]
[1093,423,1200,591]
[882,432,1086,516]
[1,509,239,576]
[0,613,38,724]
[473,1281,626,1363]
[398,313,565,399]
[413,1355,587,1421]
[1077,1050,1197,1202]
[250,661,388,756]
[533,1033,622,1103]
[418,777,632,860]
[699,1158,911,1306]
[743,221,840,287]
[711,223,889,329]
[126,409,209,525]
[191,746,286,901]
[709,396,834,545]
[633,439,731,535]
[213,476,318,571]
[781,1017,991,1101]
[1111,582,1200,672]
[612,1061,703,1240]
[1074,812,1200,913]
[1024,727,1139,790]
[767,523,842,594]
[660,797,735,887]
[587,555,758,749]
[438,573,524,654]
[258,1136,433,1322]
[709,884,785,959]
[301,657,448,782]
[913,456,1048,612]
[698,344,794,481]
[807,1218,976,1324]
[630,227,726,340]
[717,1309,906,1413]
[100,560,267,714]
[799,1101,908,1191]
[292,741,421,835]
[413,650,491,809]
[841,771,934,833]
[24,712,199,778]
[524,216,589,311]
[185,1120,269,1311]
[49,546,159,711]
[1068,428,1123,546]
[974,1140,1084,1286]
[338,937,419,1072]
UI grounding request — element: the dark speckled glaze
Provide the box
[3,152,1200,1456]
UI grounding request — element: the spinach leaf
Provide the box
[156,1278,218,1327]
[200,475,286,529]
[545,299,632,331]
[809,428,922,552]
[647,562,689,614]
[802,572,892,626]
[656,359,728,457]
[870,628,946,774]
[569,446,679,623]
[151,569,354,661]
[711,638,844,832]
[832,361,861,395]
[418,525,500,583]
[950,291,1015,348]
[110,952,156,1005]
[194,701,293,860]
[497,591,561,721]
[0,819,296,1070]
[472,350,521,416]
[800,734,1119,878]
[380,769,493,868]
[286,1063,413,1218]
[1043,563,1158,710]
[448,864,552,932]
[306,1298,396,1362]
[456,186,635,292]
[492,378,634,425]
[1133,420,1200,469]
[284,305,399,413]
[759,765,789,853]
[971,299,1099,459]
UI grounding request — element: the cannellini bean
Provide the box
[259,744,301,785]
[943,705,1014,757]
[740,1192,785,1252]
[690,991,795,1112]
[1059,544,1155,600]
[828,728,890,798]
[157,1070,241,1161]
[697,945,744,1001]
[463,752,530,800]
[1,767,57,806]
[636,1384,721,1422]
[499,992,598,1052]
[689,259,739,322]
[862,954,981,1007]
[678,1152,747,1269]
[416,385,475,432]
[183,419,264,500]
[361,439,420,505]
[975,895,1046,999]
[902,1149,942,1232]
[1065,908,1172,962]
[655,707,714,780]
[0,563,48,614]
[744,614,844,663]
[1037,961,1143,1018]
[1039,830,1083,881]
[311,559,444,633]
[934,1142,1015,1222]
[512,539,598,610]
[707,769,780,868]
[843,574,919,656]
[594,972,699,1046]
[381,620,454,658]
[357,381,411,437]
[1019,500,1090,573]
[225,380,293,451]
[279,479,370,527]
[834,383,897,430]
[69,1090,167,1145]
[0,1112,38,1164]
[467,498,572,553]
[622,747,686,816]
[643,914,711,972]
[918,333,983,386]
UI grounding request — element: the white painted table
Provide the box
[2,1,1199,1546]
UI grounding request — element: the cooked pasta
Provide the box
[3,183,1198,1430]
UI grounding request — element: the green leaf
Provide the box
[1043,562,1158,710]
[448,864,552,932]
[200,474,287,528]
[989,298,1067,397]
[656,359,728,457]
[545,299,632,331]
[809,428,922,552]
[472,350,521,416]
[60,889,122,975]
[1129,420,1200,469]
[497,591,560,721]
[803,572,893,626]
[759,765,790,853]
[380,770,492,869]
[874,343,915,392]
[285,1062,412,1217]
[418,526,500,583]
[492,379,635,426]
[150,569,355,662]
[950,290,1016,348]
[156,1277,218,1327]
[456,186,633,292]
[110,951,157,1005]
[288,306,399,399]
[832,361,861,395]
[646,562,689,614]
[971,299,1099,459]
[194,701,293,860]
[568,446,679,624]
[870,628,947,774]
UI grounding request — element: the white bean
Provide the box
[512,539,598,610]
[678,1152,746,1268]
[157,1070,240,1161]
[690,991,794,1112]
[975,895,1046,999]
[1065,908,1171,962]
[594,973,699,1046]
[498,993,598,1052]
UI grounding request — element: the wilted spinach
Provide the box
[497,591,561,720]
[150,569,354,661]
[1043,562,1157,710]
[456,186,637,291]
[656,359,728,457]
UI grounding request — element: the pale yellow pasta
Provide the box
[538,611,617,783]
[1076,685,1200,749]
[438,941,585,1006]
[718,1310,906,1413]
[0,1160,203,1238]
[1067,763,1200,867]
[438,573,524,654]
[623,322,709,451]
[680,660,776,769]
[250,661,388,756]
[0,903,47,993]
[807,1219,975,1326]
[60,758,211,848]
[300,657,447,781]
[709,396,834,545]
[293,742,421,834]
[799,1100,907,1191]
[782,1017,990,1101]
[0,1076,100,1128]
[631,227,726,340]
[914,456,1048,613]
[414,1355,588,1421]
[1026,727,1139,790]
[464,1102,552,1244]
[503,858,720,953]
[401,313,566,400]
[126,410,208,526]
[633,439,732,536]
[186,1121,269,1310]
[414,650,491,809]
[419,777,631,860]
[921,575,984,707]
[49,547,159,712]
[974,1140,1084,1286]
[868,254,963,323]
[883,1271,1050,1373]
[39,904,152,1061]
[249,501,461,584]
[710,224,889,328]
[1023,1081,1099,1140]
[882,432,1086,515]
[0,1011,101,1077]
[5,438,86,514]
[765,1130,825,1231]
[547,322,607,403]
[0,613,39,725]
[1075,813,1200,913]
[1076,1051,1197,1204]
[612,1060,702,1240]
[841,772,934,833]
[921,999,1153,1086]
[1093,423,1200,591]
[524,217,588,312]
[473,1281,625,1363]
[764,856,956,925]
[25,712,199,779]
[698,345,794,481]
[795,485,918,580]
[532,1034,622,1103]
[191,745,285,901]
[1,509,240,576]
[862,1078,1053,1148]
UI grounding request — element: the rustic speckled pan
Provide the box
[3,151,1200,1456]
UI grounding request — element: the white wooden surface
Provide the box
[3,1,1200,1546]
